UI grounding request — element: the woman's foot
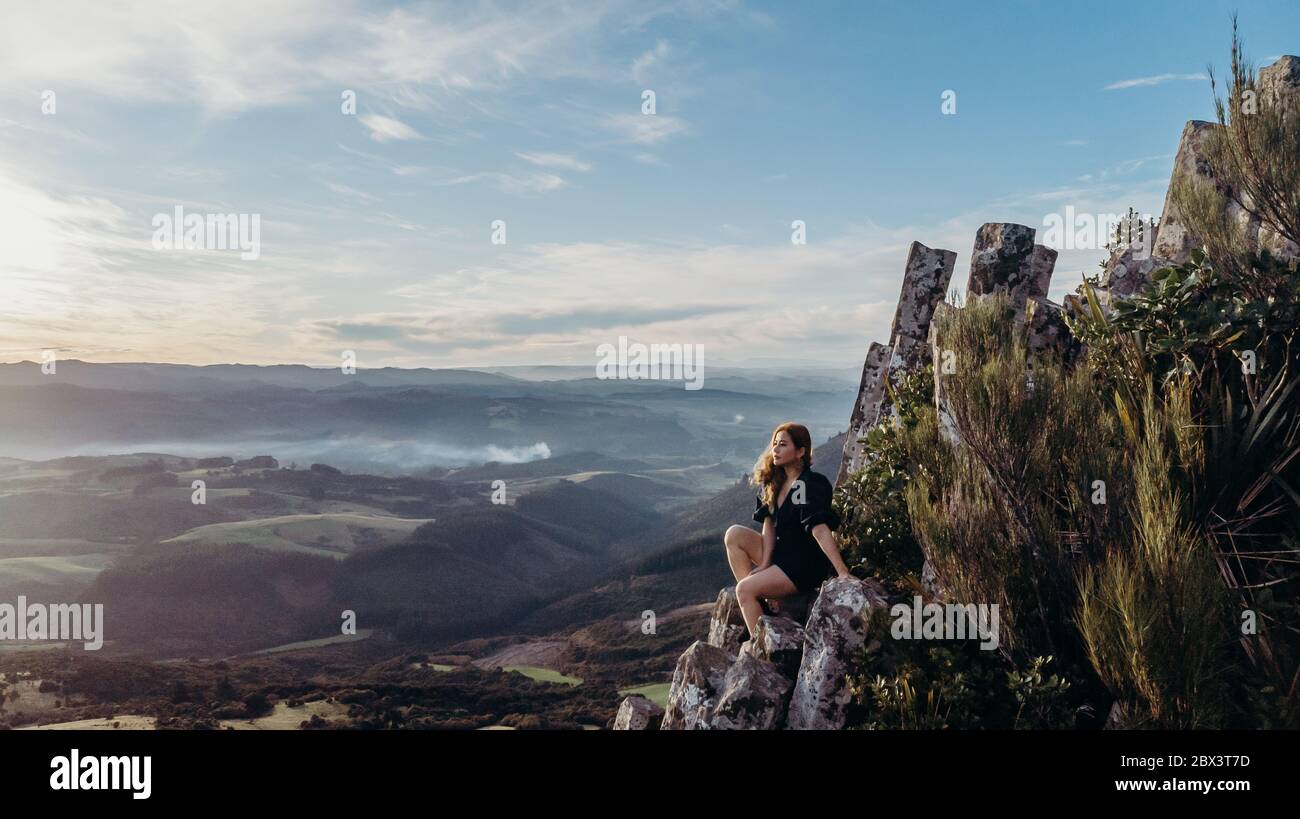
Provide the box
[760,597,781,615]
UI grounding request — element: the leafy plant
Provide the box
[835,366,933,584]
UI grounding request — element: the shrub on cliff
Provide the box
[834,366,933,585]
[905,293,1125,665]
[1070,252,1299,726]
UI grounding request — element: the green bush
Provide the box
[834,366,932,585]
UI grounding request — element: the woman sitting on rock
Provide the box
[723,422,853,638]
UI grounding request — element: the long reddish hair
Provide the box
[749,422,813,508]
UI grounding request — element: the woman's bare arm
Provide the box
[811,523,853,577]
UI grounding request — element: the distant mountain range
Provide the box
[0,361,856,474]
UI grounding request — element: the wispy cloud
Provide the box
[0,1,663,116]
[359,114,424,143]
[631,39,671,83]
[514,152,593,172]
[603,113,688,144]
[326,182,377,203]
[443,171,568,195]
[1103,72,1206,91]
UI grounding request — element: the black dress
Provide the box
[752,468,841,594]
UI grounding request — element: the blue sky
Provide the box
[2,0,1297,369]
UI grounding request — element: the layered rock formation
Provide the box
[837,242,956,485]
[786,577,889,729]
[1092,56,1300,305]
[622,577,888,730]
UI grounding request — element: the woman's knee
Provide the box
[723,524,747,549]
[735,575,755,600]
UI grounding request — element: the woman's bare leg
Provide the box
[723,524,762,583]
[735,566,798,637]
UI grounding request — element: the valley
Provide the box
[0,361,852,729]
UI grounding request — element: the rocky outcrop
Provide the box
[965,223,1061,320]
[787,577,889,730]
[659,576,888,730]
[967,222,1037,301]
[1258,53,1300,100]
[891,241,961,342]
[1099,241,1166,299]
[659,638,793,730]
[661,641,734,730]
[739,614,805,681]
[838,342,889,485]
[1027,244,1058,300]
[930,223,1068,447]
[706,587,747,655]
[708,652,793,729]
[706,585,814,659]
[1100,58,1300,304]
[613,695,663,730]
[838,242,956,484]
[1150,120,1218,265]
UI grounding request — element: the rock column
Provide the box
[837,241,955,484]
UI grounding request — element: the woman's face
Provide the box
[770,431,803,467]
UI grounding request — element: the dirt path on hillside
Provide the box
[471,639,570,670]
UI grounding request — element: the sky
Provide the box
[1,0,1298,370]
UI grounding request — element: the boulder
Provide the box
[740,614,805,681]
[1100,242,1167,299]
[787,576,890,729]
[706,587,747,655]
[661,641,734,730]
[966,223,1038,306]
[708,651,793,730]
[612,695,663,730]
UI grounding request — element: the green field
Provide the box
[220,699,351,730]
[503,666,583,686]
[618,682,671,708]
